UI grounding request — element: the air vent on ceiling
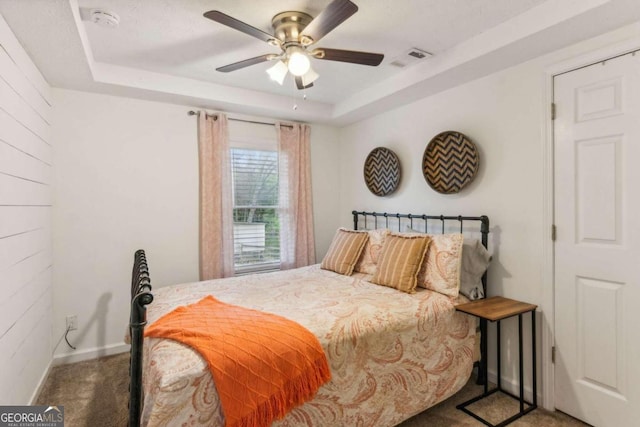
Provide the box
[389,48,432,68]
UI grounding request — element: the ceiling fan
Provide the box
[204,0,384,90]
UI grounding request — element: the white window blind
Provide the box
[231,148,280,273]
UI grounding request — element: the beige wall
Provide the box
[339,59,545,397]
[337,22,640,402]
[0,14,53,404]
[51,89,340,361]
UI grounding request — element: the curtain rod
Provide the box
[187,110,293,128]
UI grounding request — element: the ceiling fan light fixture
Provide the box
[301,67,319,86]
[204,1,383,91]
[287,47,311,76]
[266,60,288,85]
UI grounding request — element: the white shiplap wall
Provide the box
[0,14,52,404]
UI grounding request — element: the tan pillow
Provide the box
[418,233,464,297]
[354,228,391,275]
[321,228,369,275]
[370,234,431,293]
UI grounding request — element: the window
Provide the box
[231,148,280,273]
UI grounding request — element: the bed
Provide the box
[128,211,490,427]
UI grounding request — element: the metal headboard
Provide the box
[352,210,490,385]
[129,249,153,427]
[352,211,490,297]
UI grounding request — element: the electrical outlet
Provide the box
[66,315,77,331]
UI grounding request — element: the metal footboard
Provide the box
[129,250,153,427]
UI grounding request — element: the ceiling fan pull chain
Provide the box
[292,76,298,110]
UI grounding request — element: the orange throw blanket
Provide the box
[144,295,331,427]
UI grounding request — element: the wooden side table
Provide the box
[455,296,538,427]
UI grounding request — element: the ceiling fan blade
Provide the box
[313,48,383,66]
[300,0,358,45]
[216,54,275,73]
[295,76,314,90]
[204,10,278,45]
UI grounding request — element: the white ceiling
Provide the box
[1,0,639,125]
[78,0,547,104]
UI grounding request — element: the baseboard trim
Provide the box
[29,359,53,404]
[487,369,543,404]
[52,342,130,366]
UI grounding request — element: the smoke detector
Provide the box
[90,9,120,28]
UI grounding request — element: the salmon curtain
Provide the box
[198,112,234,279]
[277,123,316,269]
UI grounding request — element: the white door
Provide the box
[554,52,640,426]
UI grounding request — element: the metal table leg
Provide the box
[532,310,537,407]
[456,312,538,426]
[497,320,501,391]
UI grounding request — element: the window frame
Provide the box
[229,132,281,275]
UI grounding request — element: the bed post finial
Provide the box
[352,211,358,230]
[480,215,490,248]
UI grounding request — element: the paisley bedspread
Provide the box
[142,264,475,427]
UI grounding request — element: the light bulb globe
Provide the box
[266,60,288,85]
[301,67,319,86]
[288,51,310,76]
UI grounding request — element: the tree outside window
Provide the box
[231,148,280,272]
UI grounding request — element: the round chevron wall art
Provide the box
[363,147,401,196]
[422,131,479,194]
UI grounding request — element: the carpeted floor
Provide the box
[36,353,588,427]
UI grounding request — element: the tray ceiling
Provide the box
[1,0,639,124]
